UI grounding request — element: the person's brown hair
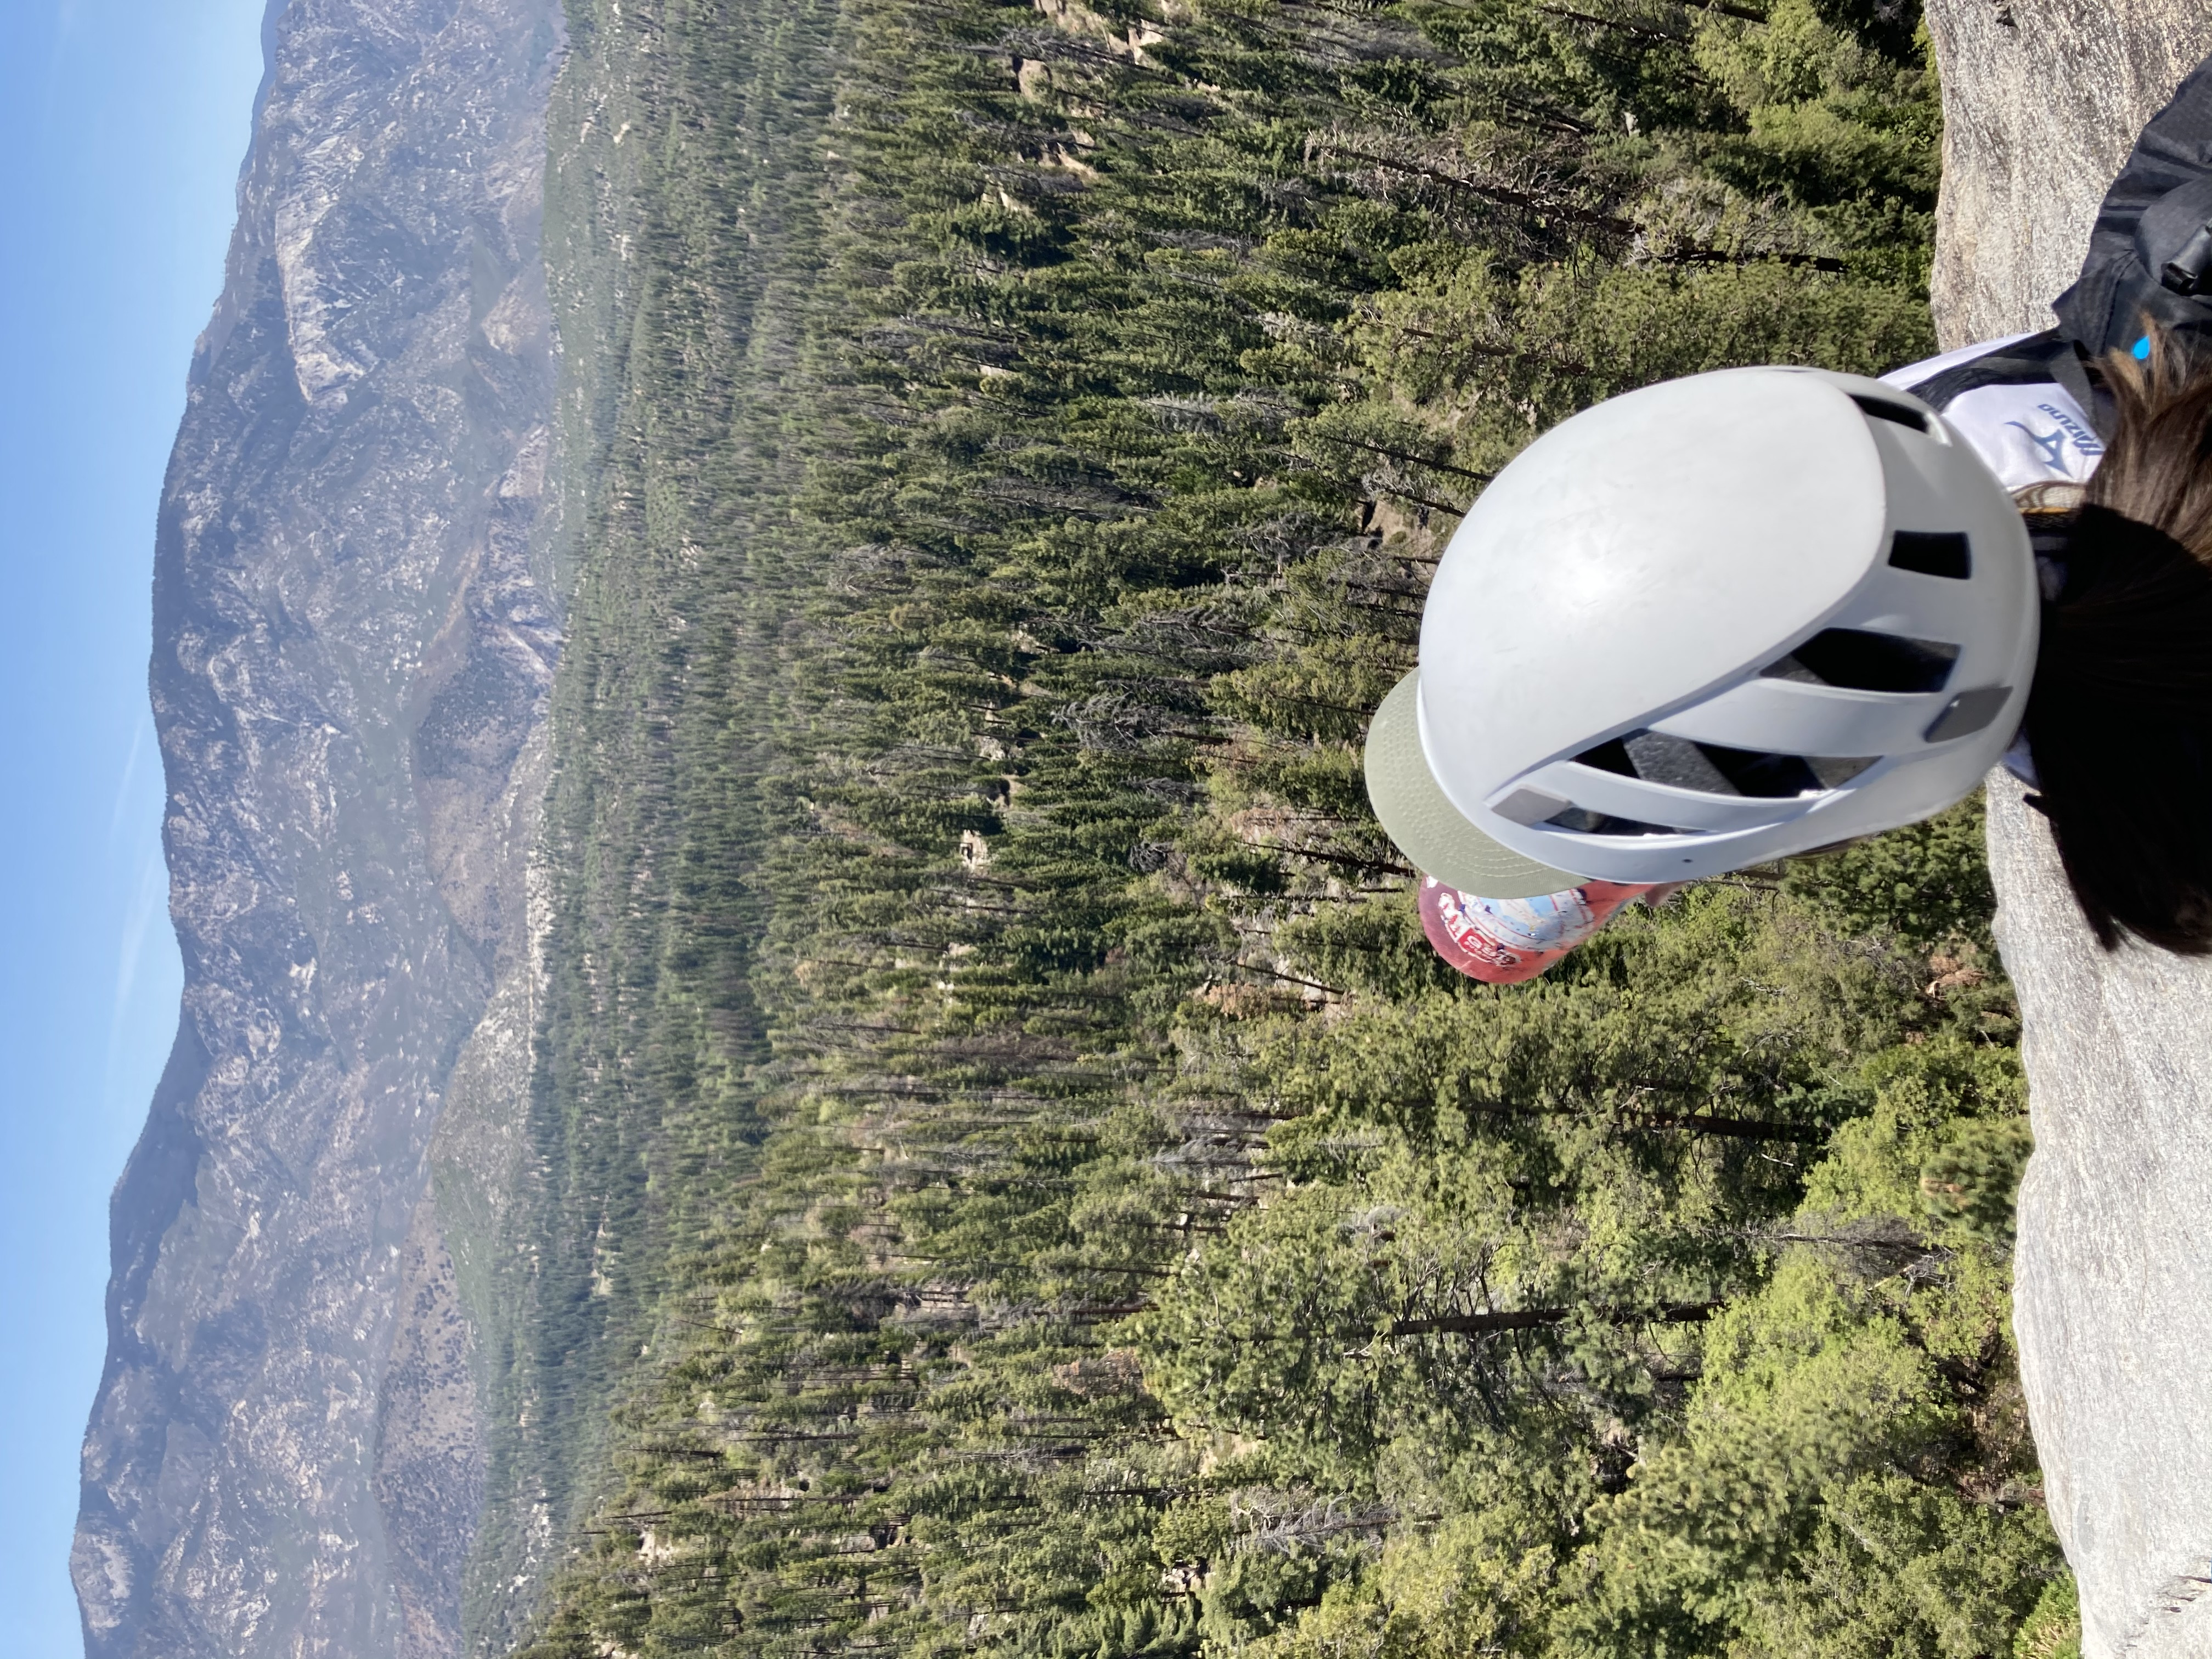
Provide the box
[2025,331,2212,951]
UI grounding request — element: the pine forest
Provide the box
[458,1,2079,1654]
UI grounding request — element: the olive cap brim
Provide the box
[1363,669,1589,900]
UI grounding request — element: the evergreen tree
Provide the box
[479,3,2078,1656]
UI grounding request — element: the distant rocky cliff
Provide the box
[73,2,565,1655]
[1923,6,2212,1656]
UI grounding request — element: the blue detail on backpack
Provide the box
[2135,335,2153,360]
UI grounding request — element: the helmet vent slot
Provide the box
[1851,393,1931,433]
[1572,731,1871,799]
[1572,737,1638,778]
[1691,741,1824,799]
[1888,530,1972,579]
[1763,628,1958,694]
[1542,805,1687,837]
[1808,754,1878,788]
[1626,731,1738,794]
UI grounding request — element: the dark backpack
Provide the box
[2053,53,2212,363]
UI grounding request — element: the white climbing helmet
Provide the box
[1365,366,2039,897]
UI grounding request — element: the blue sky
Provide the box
[0,0,268,1651]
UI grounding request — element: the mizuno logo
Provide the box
[2036,403,2104,458]
[2007,423,2069,471]
[1996,403,2101,478]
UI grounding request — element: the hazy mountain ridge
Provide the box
[76,2,564,1654]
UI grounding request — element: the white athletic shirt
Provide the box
[1881,332,2107,490]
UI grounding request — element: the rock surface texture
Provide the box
[72,1,565,1655]
[1925,5,2212,1656]
[1927,3,2212,348]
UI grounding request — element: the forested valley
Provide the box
[465,1,2080,1653]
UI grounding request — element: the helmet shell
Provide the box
[1409,366,2037,887]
